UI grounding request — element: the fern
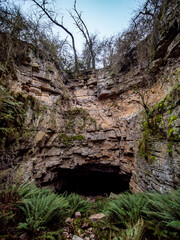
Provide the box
[38,230,63,240]
[0,184,22,204]
[105,192,148,227]
[93,220,121,240]
[17,183,39,198]
[167,221,180,231]
[18,190,69,232]
[0,184,21,235]
[93,197,110,213]
[119,218,146,240]
[66,192,91,217]
[1,183,180,239]
[143,189,180,239]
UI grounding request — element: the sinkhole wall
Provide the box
[0,9,180,194]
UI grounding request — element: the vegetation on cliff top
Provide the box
[1,0,179,73]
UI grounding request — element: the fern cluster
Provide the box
[144,189,180,239]
[65,192,91,217]
[18,190,69,233]
[0,184,180,240]
[106,192,147,227]
[102,190,180,240]
[0,184,92,239]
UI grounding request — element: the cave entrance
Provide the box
[56,164,131,196]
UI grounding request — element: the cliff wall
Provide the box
[0,10,180,194]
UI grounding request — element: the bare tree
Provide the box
[98,37,115,68]
[80,33,100,70]
[106,0,166,73]
[133,0,162,31]
[69,0,96,69]
[133,86,150,116]
[31,0,79,72]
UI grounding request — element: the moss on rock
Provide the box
[138,83,180,160]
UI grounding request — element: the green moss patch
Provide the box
[59,133,84,147]
[0,84,44,148]
[0,85,27,147]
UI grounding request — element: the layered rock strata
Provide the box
[0,7,180,194]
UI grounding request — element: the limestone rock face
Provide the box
[0,7,180,194]
[130,85,180,193]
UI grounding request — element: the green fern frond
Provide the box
[66,192,91,217]
[18,188,69,233]
[105,192,148,227]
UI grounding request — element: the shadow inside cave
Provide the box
[56,164,131,196]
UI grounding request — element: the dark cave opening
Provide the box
[56,164,131,196]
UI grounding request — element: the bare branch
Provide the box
[31,0,79,72]
[70,0,95,69]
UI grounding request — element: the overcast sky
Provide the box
[14,0,145,51]
[59,0,145,35]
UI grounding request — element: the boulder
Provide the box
[74,211,82,219]
[89,213,105,222]
[72,235,83,240]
